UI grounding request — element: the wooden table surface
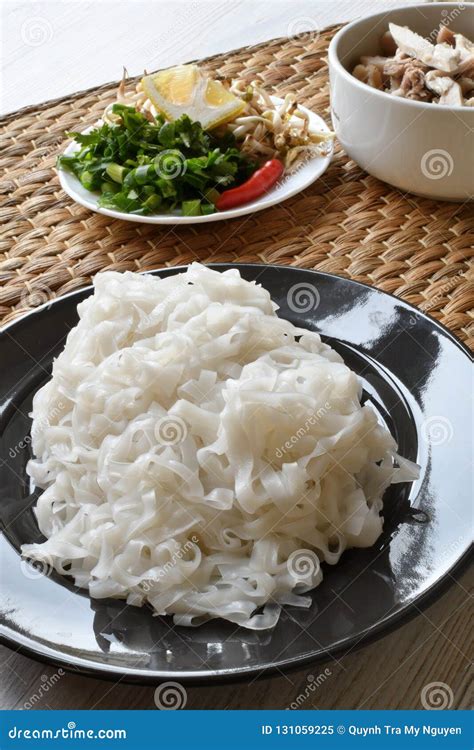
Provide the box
[1,0,471,713]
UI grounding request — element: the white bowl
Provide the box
[328,3,474,202]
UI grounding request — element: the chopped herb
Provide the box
[57,105,256,216]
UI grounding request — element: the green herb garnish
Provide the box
[57,105,255,216]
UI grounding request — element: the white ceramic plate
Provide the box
[57,100,333,224]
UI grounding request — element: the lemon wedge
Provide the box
[141,64,246,130]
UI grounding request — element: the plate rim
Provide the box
[57,101,333,224]
[1,263,472,684]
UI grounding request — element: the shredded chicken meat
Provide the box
[352,23,474,105]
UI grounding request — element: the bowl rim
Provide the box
[328,1,474,114]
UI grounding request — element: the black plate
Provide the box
[0,264,472,684]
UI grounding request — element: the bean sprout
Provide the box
[226,79,333,169]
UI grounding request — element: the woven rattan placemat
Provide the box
[1,26,473,347]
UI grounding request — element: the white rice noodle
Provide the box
[23,263,419,629]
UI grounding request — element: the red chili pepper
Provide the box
[216,158,284,211]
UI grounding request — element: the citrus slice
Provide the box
[141,64,246,130]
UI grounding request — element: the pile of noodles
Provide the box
[23,264,418,629]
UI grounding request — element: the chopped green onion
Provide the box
[80,171,95,190]
[201,203,216,215]
[56,107,256,216]
[182,199,201,216]
[106,163,128,184]
[143,194,162,211]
